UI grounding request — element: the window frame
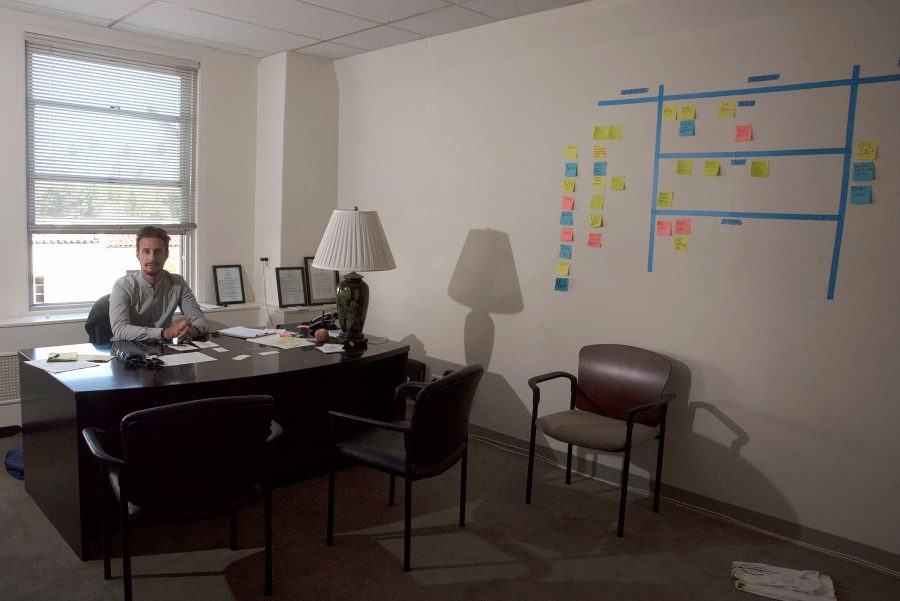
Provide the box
[24,34,199,310]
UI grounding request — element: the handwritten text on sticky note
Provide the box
[735,124,753,142]
[561,195,575,210]
[657,191,673,207]
[718,101,736,118]
[679,120,696,136]
[587,233,602,248]
[703,160,721,176]
[563,178,576,192]
[675,218,692,235]
[590,195,605,209]
[656,220,672,236]
[674,236,690,252]
[750,160,769,177]
[854,140,877,160]
[565,144,578,159]
[589,213,603,228]
[679,105,696,120]
[560,228,574,242]
[565,163,577,177]
[610,176,625,191]
[676,160,693,175]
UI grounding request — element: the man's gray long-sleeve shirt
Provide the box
[109,272,209,341]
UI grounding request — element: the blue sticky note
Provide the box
[560,211,574,226]
[679,119,695,136]
[850,186,872,204]
[565,163,578,177]
[852,162,874,181]
[593,161,607,176]
[559,244,573,260]
[554,277,569,292]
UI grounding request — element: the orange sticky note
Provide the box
[656,220,672,236]
[561,195,575,210]
[587,233,602,247]
[735,124,753,142]
[675,218,692,235]
[560,228,574,242]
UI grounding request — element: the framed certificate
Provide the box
[275,267,307,307]
[213,265,245,306]
[304,256,339,305]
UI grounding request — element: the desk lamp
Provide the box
[312,208,395,345]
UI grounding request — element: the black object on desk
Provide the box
[19,336,408,560]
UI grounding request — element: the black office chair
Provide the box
[85,294,113,345]
[82,395,282,601]
[327,364,484,571]
[525,344,674,536]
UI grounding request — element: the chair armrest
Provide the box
[328,411,411,433]
[626,393,675,423]
[527,371,576,392]
[527,371,577,415]
[268,420,283,443]
[395,380,426,400]
[81,428,125,468]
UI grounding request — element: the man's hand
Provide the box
[162,320,198,342]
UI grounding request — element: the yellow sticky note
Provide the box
[674,236,689,252]
[591,176,605,190]
[563,178,576,192]
[855,140,877,160]
[676,159,693,175]
[565,144,578,159]
[610,176,625,191]
[663,106,676,121]
[678,104,696,120]
[750,160,769,177]
[608,125,622,140]
[718,101,736,118]
[590,194,605,209]
[556,261,571,276]
[703,160,721,176]
[594,126,609,140]
[593,144,606,159]
[589,213,603,228]
[657,191,673,207]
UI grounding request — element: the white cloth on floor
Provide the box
[731,561,837,601]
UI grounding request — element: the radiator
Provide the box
[0,352,21,405]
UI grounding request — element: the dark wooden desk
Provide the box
[19,336,408,560]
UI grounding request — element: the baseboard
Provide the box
[468,423,900,577]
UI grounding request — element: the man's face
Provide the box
[137,236,168,280]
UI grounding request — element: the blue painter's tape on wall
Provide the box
[738,100,756,106]
[620,87,649,95]
[748,73,780,83]
[731,159,747,165]
[721,218,743,225]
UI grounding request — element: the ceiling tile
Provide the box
[457,0,582,20]
[166,0,377,40]
[391,5,494,36]
[118,2,320,55]
[333,25,423,51]
[0,0,147,22]
[300,0,449,24]
[294,42,362,60]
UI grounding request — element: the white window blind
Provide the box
[25,35,198,232]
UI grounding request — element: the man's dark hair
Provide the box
[136,226,170,252]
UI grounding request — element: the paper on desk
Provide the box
[24,359,100,374]
[166,343,196,352]
[217,326,284,338]
[190,340,220,348]
[158,353,217,366]
[317,344,345,354]
[248,334,314,350]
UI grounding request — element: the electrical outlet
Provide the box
[260,257,268,262]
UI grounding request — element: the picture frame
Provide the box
[213,264,245,306]
[275,267,307,307]
[303,256,339,305]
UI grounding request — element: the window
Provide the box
[25,35,198,307]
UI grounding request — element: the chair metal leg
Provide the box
[327,468,335,546]
[617,443,633,538]
[119,497,133,601]
[459,447,468,527]
[403,477,412,572]
[264,482,272,596]
[525,421,537,504]
[653,410,668,513]
[100,470,110,580]
[230,511,238,550]
[388,474,396,507]
[565,443,573,484]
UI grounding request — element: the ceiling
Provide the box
[0,0,587,59]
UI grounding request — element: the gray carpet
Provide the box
[0,433,896,600]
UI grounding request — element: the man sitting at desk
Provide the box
[109,226,209,342]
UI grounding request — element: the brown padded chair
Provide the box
[82,395,282,601]
[327,364,484,571]
[525,344,674,536]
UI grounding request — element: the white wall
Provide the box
[0,7,258,322]
[334,0,900,557]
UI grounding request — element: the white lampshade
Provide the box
[312,209,396,272]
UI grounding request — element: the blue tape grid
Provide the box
[598,66,900,299]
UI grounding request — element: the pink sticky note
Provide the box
[587,233,602,247]
[561,195,575,210]
[675,217,692,235]
[560,228,574,242]
[735,124,753,142]
[656,220,672,236]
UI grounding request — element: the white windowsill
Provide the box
[0,302,262,328]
